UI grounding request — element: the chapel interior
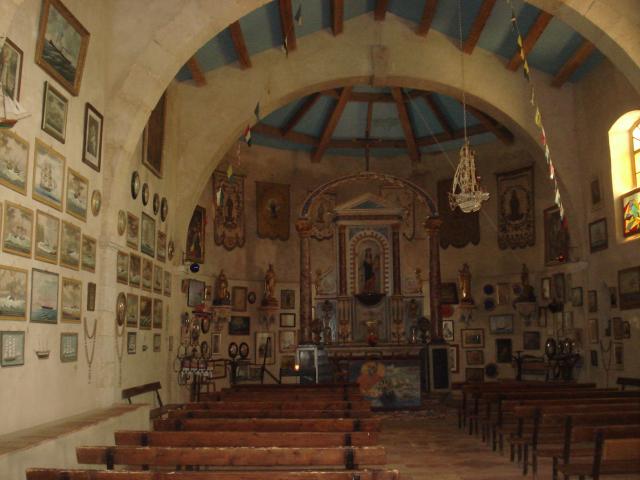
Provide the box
[0,0,639,479]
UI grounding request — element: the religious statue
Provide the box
[459,263,474,305]
[213,269,230,305]
[262,264,278,306]
[361,247,380,294]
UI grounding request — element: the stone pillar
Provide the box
[425,217,443,340]
[391,223,402,295]
[338,225,347,296]
[296,219,313,343]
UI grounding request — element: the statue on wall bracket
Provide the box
[213,171,245,250]
[496,164,535,249]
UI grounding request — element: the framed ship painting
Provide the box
[126,293,138,328]
[129,253,141,288]
[116,250,129,285]
[618,266,640,310]
[61,277,81,323]
[60,221,81,270]
[60,332,78,362]
[0,265,28,321]
[1,38,23,102]
[141,258,152,291]
[152,298,163,329]
[2,202,33,258]
[153,265,163,294]
[126,212,139,249]
[41,81,68,143]
[30,269,59,323]
[0,130,29,194]
[140,212,155,258]
[33,139,65,211]
[81,234,96,272]
[1,331,25,366]
[82,103,102,172]
[35,0,90,96]
[35,210,59,264]
[139,296,152,330]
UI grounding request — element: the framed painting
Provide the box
[34,210,59,264]
[523,331,541,350]
[621,187,640,238]
[81,234,96,272]
[614,342,624,370]
[82,103,102,171]
[465,349,484,366]
[30,269,58,323]
[187,279,205,307]
[153,334,161,352]
[231,286,247,312]
[153,265,162,294]
[33,139,65,210]
[587,290,598,313]
[590,176,603,210]
[60,221,80,270]
[465,367,484,383]
[448,345,459,373]
[588,218,608,253]
[2,201,33,258]
[211,333,221,356]
[612,317,624,340]
[442,319,454,342]
[279,312,296,328]
[126,212,139,249]
[60,332,78,362]
[0,265,28,321]
[127,332,137,354]
[229,316,250,335]
[86,282,95,312]
[157,231,166,262]
[552,272,565,303]
[496,338,512,363]
[461,329,484,348]
[255,331,275,364]
[128,253,140,288]
[280,289,295,310]
[163,270,171,297]
[279,330,297,353]
[489,314,514,334]
[256,181,290,241]
[126,293,138,328]
[35,0,90,96]
[0,130,29,194]
[60,276,81,323]
[571,287,583,307]
[41,81,68,143]
[1,38,23,102]
[618,266,640,310]
[440,282,459,304]
[541,277,551,301]
[139,296,152,330]
[152,298,163,329]
[1,331,25,366]
[116,250,129,285]
[186,205,205,263]
[140,212,155,258]
[544,206,570,265]
[349,359,421,409]
[65,168,88,221]
[141,258,152,291]
[141,93,165,178]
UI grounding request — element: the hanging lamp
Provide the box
[448,1,489,213]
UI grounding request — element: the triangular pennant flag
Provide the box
[282,36,289,57]
[549,162,555,179]
[560,206,567,223]
[540,126,547,145]
[216,188,223,206]
[530,87,536,106]
[295,4,303,26]
[254,101,261,122]
[243,125,252,146]
[520,47,525,61]
[555,188,561,205]
[226,163,233,179]
[523,60,530,80]
[517,35,523,48]
[534,108,542,128]
[544,144,550,162]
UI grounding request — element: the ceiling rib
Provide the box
[279,0,297,52]
[229,21,252,69]
[417,0,438,36]
[551,39,595,87]
[464,104,514,144]
[311,87,353,163]
[185,57,207,86]
[374,0,389,21]
[281,93,321,136]
[331,0,344,35]
[507,11,553,71]
[463,0,497,54]
[391,87,421,163]
[423,93,454,139]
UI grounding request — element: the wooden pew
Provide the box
[115,430,380,447]
[616,376,640,390]
[154,417,381,432]
[224,383,360,392]
[170,400,371,411]
[166,409,372,419]
[204,391,365,402]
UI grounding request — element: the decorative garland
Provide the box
[83,317,97,383]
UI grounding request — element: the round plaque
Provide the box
[160,197,168,222]
[117,210,126,235]
[153,193,160,215]
[116,292,127,326]
[142,183,149,206]
[91,190,102,216]
[201,315,211,334]
[247,291,257,304]
[228,342,238,359]
[200,341,210,359]
[167,240,175,260]
[239,342,249,359]
[131,171,140,199]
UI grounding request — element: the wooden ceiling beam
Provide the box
[331,0,344,35]
[465,104,514,145]
[279,0,297,52]
[391,87,421,163]
[463,0,496,54]
[374,0,389,21]
[228,21,252,69]
[423,93,454,139]
[311,87,353,163]
[507,11,553,71]
[416,0,438,36]
[551,39,596,87]
[281,93,321,136]
[252,122,317,146]
[185,57,206,87]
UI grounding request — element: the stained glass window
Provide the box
[633,122,640,186]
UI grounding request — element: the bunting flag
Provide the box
[295,4,303,26]
[243,124,252,146]
[216,187,223,206]
[226,163,233,179]
[254,101,261,122]
[282,36,289,57]
[507,0,566,221]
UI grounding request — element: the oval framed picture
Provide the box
[239,342,249,359]
[168,240,175,260]
[91,189,102,216]
[247,291,257,304]
[117,210,126,236]
[201,315,210,334]
[153,193,160,216]
[142,183,149,206]
[131,171,140,199]
[228,342,238,358]
[200,340,210,359]
[116,292,127,326]
[160,197,168,222]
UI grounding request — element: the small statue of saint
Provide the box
[262,264,278,306]
[213,269,230,305]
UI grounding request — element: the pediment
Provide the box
[335,193,404,217]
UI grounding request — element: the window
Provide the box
[633,122,640,186]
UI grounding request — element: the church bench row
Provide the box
[201,392,365,402]
[164,409,373,419]
[165,400,371,411]
[153,417,381,432]
[115,430,380,447]
[222,383,360,392]
[26,469,401,480]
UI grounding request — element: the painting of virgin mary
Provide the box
[358,240,382,294]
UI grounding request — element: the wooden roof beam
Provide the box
[423,93,454,139]
[228,21,252,69]
[185,57,206,87]
[416,0,438,36]
[252,123,317,146]
[281,93,321,136]
[507,11,553,71]
[464,104,514,145]
[311,87,353,163]
[331,0,344,35]
[551,39,596,87]
[463,0,496,54]
[374,0,389,21]
[391,87,421,163]
[279,0,297,52]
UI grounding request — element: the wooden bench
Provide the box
[154,417,382,432]
[27,469,401,479]
[168,400,371,411]
[166,408,373,419]
[617,376,640,390]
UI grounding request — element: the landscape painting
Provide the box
[126,293,138,328]
[35,210,59,264]
[349,359,421,409]
[61,277,81,323]
[65,168,88,221]
[60,221,81,269]
[139,296,152,329]
[35,0,90,96]
[0,266,28,321]
[2,202,33,258]
[30,269,59,323]
[81,234,96,272]
[141,212,155,257]
[33,139,65,210]
[0,130,29,194]
[129,253,141,287]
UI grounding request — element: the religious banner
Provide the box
[380,185,415,240]
[496,165,535,249]
[213,171,245,250]
[256,181,290,240]
[437,178,480,249]
[308,191,335,240]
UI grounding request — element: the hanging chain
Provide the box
[115,321,125,386]
[457,0,468,142]
[83,317,98,383]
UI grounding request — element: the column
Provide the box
[425,217,443,341]
[391,223,402,295]
[296,219,313,343]
[338,225,347,296]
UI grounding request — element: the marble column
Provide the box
[425,217,443,340]
[296,219,313,343]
